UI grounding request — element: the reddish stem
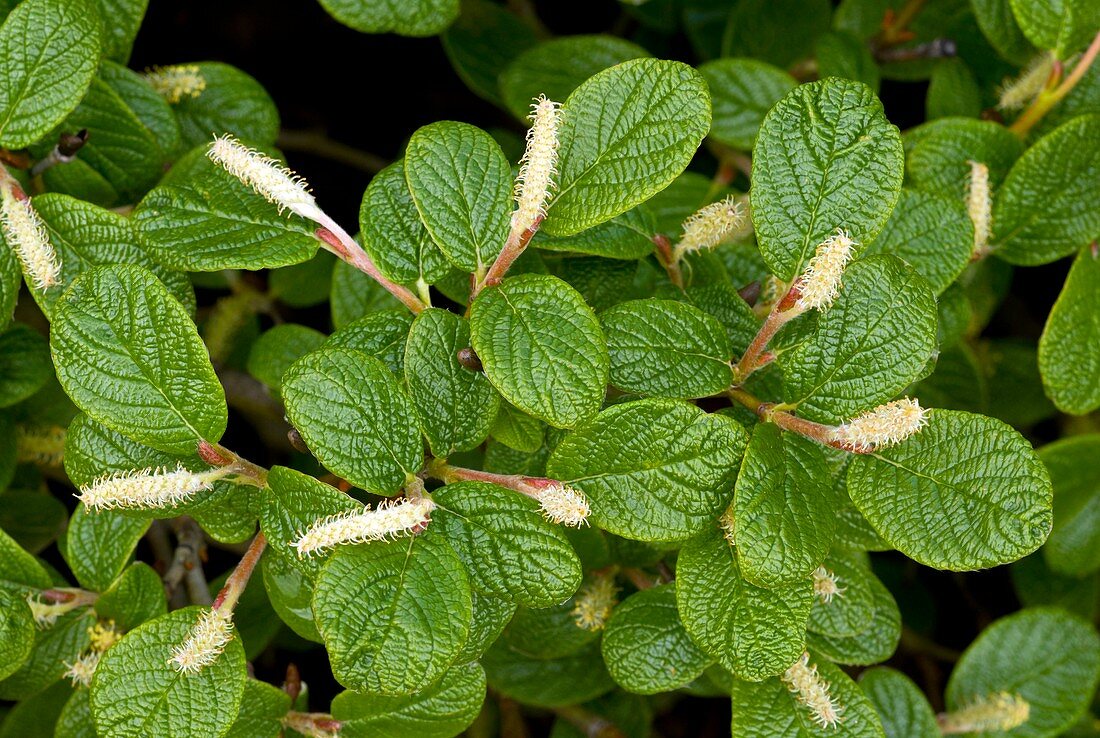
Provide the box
[212,532,266,612]
[314,225,425,314]
[474,216,543,299]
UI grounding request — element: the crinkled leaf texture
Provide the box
[1038,435,1100,577]
[317,0,458,36]
[1039,244,1100,414]
[847,410,1052,570]
[859,667,939,738]
[50,264,227,455]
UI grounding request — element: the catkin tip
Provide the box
[170,608,234,674]
[833,397,927,453]
[77,463,222,512]
[144,65,207,104]
[207,134,323,222]
[795,229,855,312]
[512,95,561,234]
[675,195,746,257]
[0,187,61,291]
[572,575,618,631]
[290,497,435,557]
[535,484,590,527]
[782,653,843,729]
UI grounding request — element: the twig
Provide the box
[1010,29,1100,136]
[163,517,210,606]
[276,129,388,174]
[211,532,267,611]
[29,130,88,177]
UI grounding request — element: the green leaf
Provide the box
[1012,553,1100,620]
[779,256,937,423]
[730,659,886,738]
[440,0,538,106]
[847,409,1053,570]
[0,0,101,148]
[51,265,227,455]
[806,552,878,639]
[685,282,763,356]
[225,679,291,738]
[432,481,581,607]
[993,115,1100,265]
[1010,0,1099,54]
[1039,245,1100,414]
[330,259,402,328]
[926,59,982,120]
[0,324,51,408]
[0,519,58,588]
[860,189,973,295]
[601,583,712,694]
[559,257,642,312]
[360,160,450,286]
[481,639,614,708]
[405,308,500,456]
[947,608,1100,738]
[0,489,64,554]
[543,58,711,237]
[317,0,458,36]
[95,0,147,62]
[90,607,247,738]
[457,589,515,663]
[268,251,334,308]
[470,274,608,429]
[0,608,92,700]
[700,58,797,151]
[1039,435,1100,576]
[169,62,279,148]
[95,562,166,631]
[733,423,838,586]
[499,35,650,120]
[532,206,658,261]
[332,662,486,738]
[677,527,813,681]
[490,402,545,453]
[971,0,1037,63]
[133,148,320,271]
[325,309,414,374]
[0,243,18,329]
[404,121,511,273]
[282,347,422,494]
[64,504,149,591]
[601,299,732,399]
[99,60,181,159]
[751,78,903,280]
[246,323,326,394]
[28,193,194,319]
[55,684,94,738]
[858,667,939,738]
[312,529,472,694]
[0,589,34,681]
[816,31,881,92]
[547,399,748,542]
[260,465,364,580]
[904,117,1024,200]
[722,0,833,67]
[0,680,72,737]
[261,556,321,643]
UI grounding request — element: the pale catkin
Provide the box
[0,187,61,290]
[534,484,590,527]
[512,95,561,234]
[795,230,855,312]
[967,161,992,257]
[64,653,101,688]
[939,692,1030,734]
[782,652,843,729]
[998,53,1055,110]
[16,425,67,466]
[290,497,435,557]
[78,464,225,512]
[25,595,71,628]
[144,65,207,104]
[207,135,325,222]
[572,575,618,631]
[171,607,234,674]
[812,567,845,604]
[675,195,745,257]
[833,398,928,453]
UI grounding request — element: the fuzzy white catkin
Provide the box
[833,398,928,452]
[16,425,66,466]
[940,692,1030,734]
[171,607,234,674]
[291,497,435,557]
[512,95,561,234]
[0,187,61,290]
[998,53,1055,110]
[78,464,223,511]
[967,161,992,257]
[64,653,101,687]
[782,653,843,729]
[812,567,845,604]
[676,195,745,256]
[572,575,618,631]
[795,230,855,312]
[144,65,207,104]
[207,135,325,222]
[534,484,590,527]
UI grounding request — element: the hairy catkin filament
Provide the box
[674,195,745,258]
[812,567,845,604]
[78,464,228,511]
[0,185,61,290]
[939,692,1030,734]
[533,483,590,527]
[170,607,234,674]
[794,230,855,313]
[572,575,618,631]
[207,134,324,222]
[998,52,1055,110]
[782,652,843,729]
[832,398,927,453]
[967,161,992,258]
[512,95,561,234]
[144,65,207,104]
[290,497,435,557]
[16,425,66,466]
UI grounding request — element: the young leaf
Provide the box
[404,308,500,456]
[457,590,515,663]
[325,309,414,374]
[431,481,582,608]
[359,159,450,286]
[858,667,939,738]
[90,607,247,738]
[779,256,937,423]
[261,556,322,643]
[601,583,713,694]
[51,265,227,455]
[470,274,609,429]
[0,0,101,148]
[312,529,472,695]
[700,58,797,151]
[601,298,733,399]
[281,347,422,494]
[816,31,881,92]
[847,410,1053,570]
[733,424,838,586]
[317,0,458,36]
[246,323,326,395]
[806,552,877,639]
[330,259,403,328]
[64,504,149,591]
[404,121,512,273]
[971,0,1037,63]
[532,206,658,261]
[224,679,291,738]
[441,0,538,106]
[1039,244,1100,414]
[904,117,1024,200]
[331,662,486,738]
[946,608,1100,738]
[95,562,167,631]
[676,527,813,681]
[543,58,711,237]
[1038,435,1100,576]
[751,78,903,280]
[547,399,748,542]
[95,0,148,63]
[993,114,1100,265]
[0,324,51,409]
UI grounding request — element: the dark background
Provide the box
[124,2,1069,733]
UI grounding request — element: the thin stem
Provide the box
[211,532,267,613]
[621,568,656,591]
[198,441,269,487]
[652,234,684,288]
[425,460,554,500]
[1010,29,1100,136]
[276,129,387,174]
[314,221,425,314]
[474,216,542,299]
[29,130,88,177]
[38,588,98,607]
[163,517,208,605]
[876,0,927,46]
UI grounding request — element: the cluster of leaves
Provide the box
[0,0,1098,736]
